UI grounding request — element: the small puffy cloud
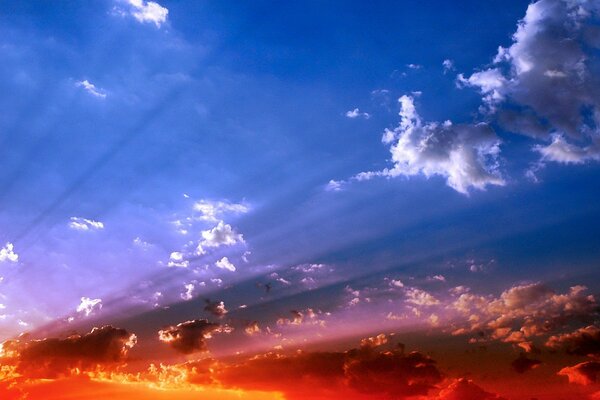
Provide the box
[0,243,18,263]
[558,361,600,385]
[168,252,189,268]
[405,287,440,306]
[325,179,344,192]
[69,217,104,231]
[244,321,261,335]
[181,283,195,301]
[193,200,249,222]
[197,221,244,255]
[277,310,305,326]
[360,333,388,348]
[204,300,227,317]
[356,95,504,194]
[158,319,232,354]
[215,256,236,272]
[76,297,102,317]
[75,80,106,99]
[125,0,168,27]
[345,108,370,119]
[436,378,506,400]
[442,59,455,73]
[0,326,136,378]
[407,63,422,70]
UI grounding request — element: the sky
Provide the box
[1,0,600,399]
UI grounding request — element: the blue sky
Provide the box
[0,0,599,368]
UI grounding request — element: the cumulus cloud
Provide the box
[449,283,598,349]
[215,256,236,272]
[461,0,600,164]
[75,80,107,99]
[345,108,370,119]
[168,251,189,268]
[68,217,104,231]
[0,326,136,378]
[0,243,18,263]
[158,319,232,354]
[356,95,504,194]
[76,297,102,317]
[196,222,244,255]
[124,0,168,27]
[405,287,440,306]
[558,361,600,385]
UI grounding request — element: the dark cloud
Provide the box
[511,353,542,374]
[0,326,136,378]
[218,342,442,399]
[158,319,232,354]
[546,325,600,356]
[344,348,441,398]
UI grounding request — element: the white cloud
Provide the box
[461,0,600,164]
[192,200,249,221]
[75,80,107,98]
[345,108,370,119]
[215,256,236,272]
[534,134,600,164]
[168,251,189,268]
[442,59,454,73]
[69,217,104,231]
[126,0,168,27]
[325,179,344,192]
[77,297,102,316]
[196,221,244,255]
[0,243,18,263]
[355,95,505,194]
[405,287,440,306]
[181,283,195,300]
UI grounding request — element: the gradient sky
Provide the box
[1,1,600,399]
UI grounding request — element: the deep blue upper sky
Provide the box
[0,0,599,340]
